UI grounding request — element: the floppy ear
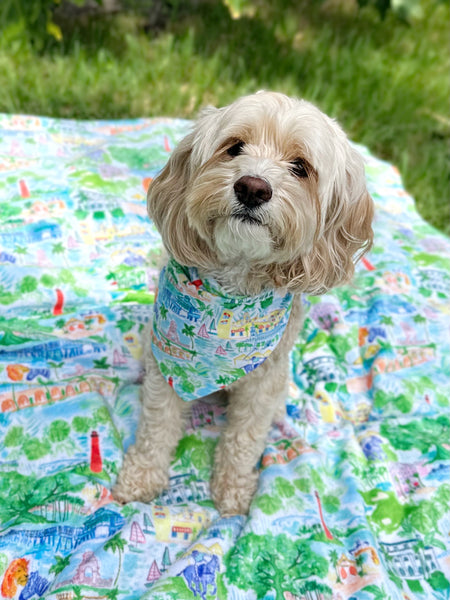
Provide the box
[271,145,374,294]
[147,124,215,268]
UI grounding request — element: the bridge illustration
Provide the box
[0,508,125,553]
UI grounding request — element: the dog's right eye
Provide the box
[227,141,245,157]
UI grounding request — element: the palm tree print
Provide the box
[159,303,168,320]
[104,533,127,588]
[413,313,430,342]
[329,549,341,583]
[49,554,72,576]
[14,245,28,265]
[355,553,366,575]
[380,315,394,343]
[181,323,195,348]
[52,242,69,267]
[203,305,214,322]
[48,361,64,381]
[93,357,111,370]
[216,374,233,386]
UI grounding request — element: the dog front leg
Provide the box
[113,353,191,504]
[210,355,289,516]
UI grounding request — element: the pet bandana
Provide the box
[151,258,293,401]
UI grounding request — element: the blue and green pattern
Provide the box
[0,113,449,600]
[152,257,293,401]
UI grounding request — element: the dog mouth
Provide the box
[230,211,264,226]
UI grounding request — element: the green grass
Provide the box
[0,0,448,233]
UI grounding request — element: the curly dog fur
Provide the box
[113,91,374,515]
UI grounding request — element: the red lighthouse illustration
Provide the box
[90,431,103,473]
[361,257,375,271]
[163,136,171,153]
[53,288,64,316]
[19,179,30,198]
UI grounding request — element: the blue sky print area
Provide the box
[0,113,449,600]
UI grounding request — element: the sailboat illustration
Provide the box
[146,560,161,586]
[143,512,154,534]
[161,546,171,572]
[129,520,146,552]
[198,323,210,339]
[208,318,216,334]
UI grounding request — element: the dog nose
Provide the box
[233,176,272,208]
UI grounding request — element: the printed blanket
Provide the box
[0,113,449,600]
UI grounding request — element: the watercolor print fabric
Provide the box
[151,257,293,401]
[0,113,449,600]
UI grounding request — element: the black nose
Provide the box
[233,176,272,209]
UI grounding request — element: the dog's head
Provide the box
[148,91,374,294]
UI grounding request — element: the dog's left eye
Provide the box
[290,159,309,179]
[227,141,245,157]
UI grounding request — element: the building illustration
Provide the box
[190,401,225,429]
[372,345,435,375]
[216,307,287,339]
[151,328,194,362]
[157,473,209,505]
[300,355,341,385]
[380,539,440,578]
[388,462,429,498]
[158,285,201,323]
[261,438,315,468]
[0,339,107,362]
[336,554,358,580]
[417,268,449,295]
[71,551,112,587]
[151,505,210,544]
[0,374,115,413]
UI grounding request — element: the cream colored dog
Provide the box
[113,91,374,516]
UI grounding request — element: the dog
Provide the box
[113,91,374,516]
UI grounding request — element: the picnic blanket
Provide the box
[0,113,449,600]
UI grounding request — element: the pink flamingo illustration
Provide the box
[314,490,334,540]
[53,289,64,316]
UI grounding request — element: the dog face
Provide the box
[148,92,374,294]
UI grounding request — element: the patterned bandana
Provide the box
[151,258,293,401]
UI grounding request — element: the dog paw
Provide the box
[112,447,169,505]
[210,468,259,516]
